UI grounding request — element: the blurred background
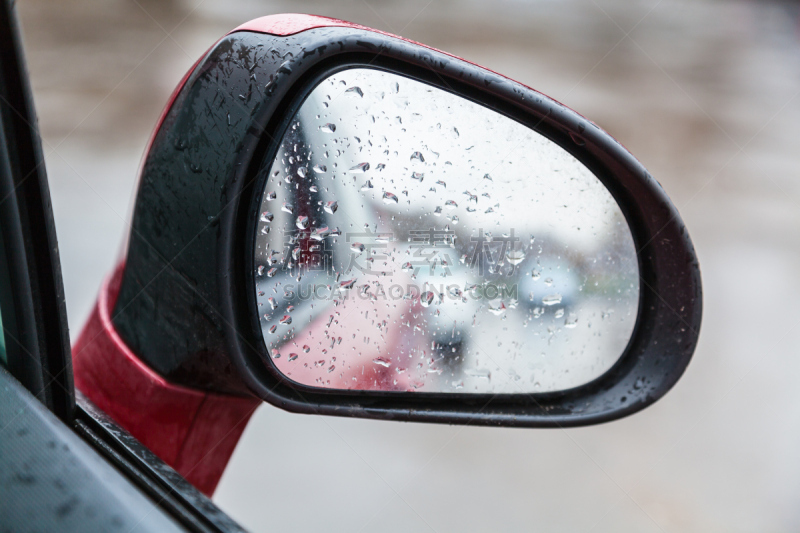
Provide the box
[15,0,800,531]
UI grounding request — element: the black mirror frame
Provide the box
[113,20,701,427]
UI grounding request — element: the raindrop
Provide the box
[351,243,365,254]
[324,201,338,214]
[257,265,265,276]
[288,353,298,361]
[297,167,308,178]
[373,357,391,367]
[420,291,435,307]
[401,262,413,271]
[433,206,442,216]
[411,172,424,181]
[383,191,399,204]
[310,226,331,240]
[542,294,563,306]
[260,211,274,222]
[280,315,292,325]
[268,297,278,310]
[488,302,507,316]
[448,286,462,298]
[436,180,447,188]
[339,279,356,290]
[266,191,277,201]
[303,345,311,353]
[554,308,565,319]
[267,267,277,277]
[445,200,458,209]
[483,173,493,181]
[350,162,370,173]
[313,164,327,173]
[410,151,425,162]
[282,202,293,214]
[360,180,374,191]
[564,314,578,328]
[531,269,541,280]
[345,86,364,97]
[506,249,526,266]
[320,123,336,133]
[269,325,277,334]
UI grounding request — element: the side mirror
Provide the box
[79,15,701,432]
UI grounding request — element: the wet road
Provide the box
[17,0,800,531]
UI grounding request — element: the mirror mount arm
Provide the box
[72,263,259,496]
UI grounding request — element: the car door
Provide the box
[0,2,245,531]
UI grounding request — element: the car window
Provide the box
[0,226,10,367]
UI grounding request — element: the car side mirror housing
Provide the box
[104,14,701,428]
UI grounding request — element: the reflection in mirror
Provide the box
[252,68,639,394]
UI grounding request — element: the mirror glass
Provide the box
[252,68,639,394]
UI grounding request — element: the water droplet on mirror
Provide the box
[266,191,277,201]
[339,279,356,290]
[544,277,553,286]
[488,302,507,316]
[296,216,309,229]
[257,265,265,276]
[350,162,370,173]
[433,206,442,216]
[411,172,424,181]
[302,345,311,353]
[320,123,336,133]
[282,202,293,214]
[542,294,562,306]
[360,180,374,191]
[531,269,541,280]
[564,314,578,328]
[351,242,365,254]
[383,191,399,204]
[267,267,277,277]
[260,211,273,222]
[313,164,327,173]
[269,325,277,334]
[345,86,364,97]
[311,226,330,240]
[402,262,413,272]
[280,315,292,325]
[554,308,565,319]
[373,357,391,367]
[297,167,308,178]
[410,151,425,162]
[420,291,435,307]
[483,173,493,181]
[288,353,298,361]
[449,286,462,298]
[445,200,458,209]
[268,297,277,310]
[324,201,338,214]
[506,249,526,265]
